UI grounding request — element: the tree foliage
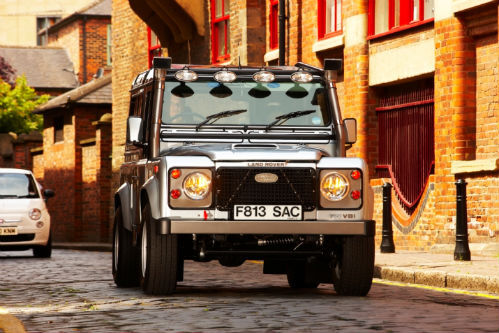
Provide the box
[0,76,49,134]
[0,55,15,83]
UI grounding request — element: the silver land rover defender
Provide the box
[113,57,375,296]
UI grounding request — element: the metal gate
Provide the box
[376,79,434,215]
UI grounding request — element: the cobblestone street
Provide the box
[1,249,498,332]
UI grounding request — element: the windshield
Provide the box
[161,80,330,127]
[0,173,39,198]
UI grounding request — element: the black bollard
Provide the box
[454,179,471,261]
[380,182,395,253]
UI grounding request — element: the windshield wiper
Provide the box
[196,109,247,130]
[265,110,316,131]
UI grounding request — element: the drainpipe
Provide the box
[278,0,285,65]
[82,15,88,83]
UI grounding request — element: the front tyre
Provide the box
[332,236,374,296]
[33,233,52,258]
[112,206,140,287]
[140,203,178,295]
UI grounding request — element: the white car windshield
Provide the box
[0,173,39,198]
[161,80,330,127]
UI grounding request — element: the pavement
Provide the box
[53,242,499,295]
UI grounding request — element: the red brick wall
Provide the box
[0,134,43,171]
[343,1,371,164]
[475,35,499,159]
[96,120,113,242]
[246,0,266,65]
[81,17,112,83]
[81,143,99,241]
[42,105,111,242]
[32,152,44,182]
[48,16,111,84]
[42,112,77,242]
[111,0,149,192]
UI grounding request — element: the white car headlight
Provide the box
[320,172,349,201]
[29,208,42,220]
[183,172,212,200]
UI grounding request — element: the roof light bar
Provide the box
[253,71,275,83]
[291,71,313,83]
[175,68,198,82]
[214,70,237,83]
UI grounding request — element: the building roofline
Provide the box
[35,74,111,114]
[45,0,111,33]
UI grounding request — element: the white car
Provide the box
[0,168,54,257]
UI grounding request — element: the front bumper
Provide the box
[158,219,375,236]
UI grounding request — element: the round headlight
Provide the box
[183,172,212,200]
[320,173,349,201]
[29,208,42,220]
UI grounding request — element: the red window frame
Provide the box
[269,0,279,50]
[211,0,230,64]
[147,27,161,68]
[368,0,433,38]
[318,0,342,40]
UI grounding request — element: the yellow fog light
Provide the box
[320,172,349,201]
[183,172,212,200]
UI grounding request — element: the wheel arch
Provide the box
[141,176,161,221]
[115,182,133,231]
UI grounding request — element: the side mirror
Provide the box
[44,189,55,199]
[127,116,143,144]
[344,118,357,144]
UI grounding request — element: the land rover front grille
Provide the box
[215,168,317,212]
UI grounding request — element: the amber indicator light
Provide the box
[171,169,181,179]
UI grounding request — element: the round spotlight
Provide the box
[291,71,313,83]
[174,69,198,82]
[214,70,237,83]
[253,71,275,83]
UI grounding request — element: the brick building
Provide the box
[46,0,112,84]
[112,0,499,252]
[34,75,112,243]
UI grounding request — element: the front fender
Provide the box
[141,176,161,221]
[115,182,133,231]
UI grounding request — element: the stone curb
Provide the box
[374,265,499,294]
[53,242,112,252]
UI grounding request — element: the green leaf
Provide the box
[0,75,49,134]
